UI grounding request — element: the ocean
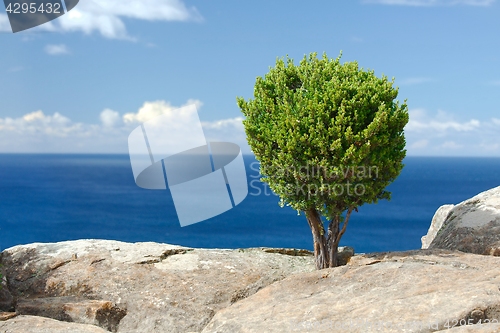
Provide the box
[1,154,499,254]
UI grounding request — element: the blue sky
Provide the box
[0,0,499,156]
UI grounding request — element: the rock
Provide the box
[421,204,454,249]
[16,297,126,332]
[0,315,109,333]
[0,265,14,312]
[337,246,355,266]
[259,248,313,256]
[202,249,500,333]
[428,186,500,255]
[0,239,315,333]
[0,312,17,321]
[447,323,500,332]
[0,284,14,313]
[259,246,354,266]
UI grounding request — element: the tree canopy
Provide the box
[237,52,409,269]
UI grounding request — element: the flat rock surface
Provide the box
[0,239,315,333]
[429,186,500,255]
[202,249,500,333]
[447,323,500,332]
[16,296,126,332]
[0,315,109,333]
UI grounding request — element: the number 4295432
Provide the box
[5,2,61,14]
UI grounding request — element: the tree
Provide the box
[237,52,409,269]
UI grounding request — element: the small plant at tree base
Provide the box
[237,52,409,269]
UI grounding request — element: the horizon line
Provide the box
[0,152,500,158]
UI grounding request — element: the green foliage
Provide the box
[237,52,409,221]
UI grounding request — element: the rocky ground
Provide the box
[1,186,500,332]
[202,249,500,333]
[0,240,324,332]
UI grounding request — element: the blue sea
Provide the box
[1,154,499,253]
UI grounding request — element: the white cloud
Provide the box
[410,139,429,149]
[0,110,79,137]
[45,44,70,55]
[363,0,495,5]
[2,105,497,156]
[0,13,11,32]
[201,117,248,152]
[202,117,244,130]
[0,100,250,153]
[441,141,462,149]
[406,109,480,133]
[398,77,434,85]
[123,100,250,153]
[479,142,500,151]
[22,0,203,40]
[407,118,480,132]
[123,99,203,123]
[404,109,500,156]
[100,108,121,127]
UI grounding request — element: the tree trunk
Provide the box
[305,208,328,270]
[306,207,353,270]
[327,215,339,267]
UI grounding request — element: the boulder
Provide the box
[0,315,109,333]
[0,264,14,312]
[337,246,355,266]
[202,249,500,333]
[0,239,315,333]
[0,281,14,312]
[421,204,454,249]
[428,186,500,255]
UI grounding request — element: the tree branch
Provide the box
[335,207,353,245]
